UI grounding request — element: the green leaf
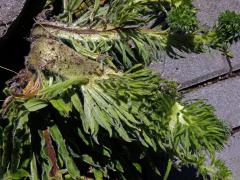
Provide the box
[82,87,98,135]
[77,128,90,146]
[71,93,90,133]
[81,154,94,166]
[87,89,113,136]
[1,124,13,173]
[50,99,72,116]
[115,160,124,173]
[71,93,84,116]
[24,99,48,112]
[132,163,142,173]
[30,153,39,180]
[142,131,157,151]
[49,125,81,179]
[5,169,30,179]
[93,168,103,180]
[39,78,89,98]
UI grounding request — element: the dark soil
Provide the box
[0,0,45,98]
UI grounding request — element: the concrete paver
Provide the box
[217,131,240,180]
[0,0,26,37]
[185,76,240,179]
[184,76,240,128]
[193,0,240,26]
[230,41,240,71]
[151,49,230,89]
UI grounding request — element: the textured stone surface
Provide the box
[193,0,240,73]
[0,0,26,37]
[217,131,240,180]
[230,41,240,71]
[150,0,240,89]
[193,0,240,26]
[184,76,240,128]
[185,76,240,179]
[151,49,230,89]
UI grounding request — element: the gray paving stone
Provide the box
[184,76,240,128]
[193,0,240,26]
[0,0,26,37]
[217,131,240,180]
[151,49,230,89]
[230,41,240,71]
[193,0,240,73]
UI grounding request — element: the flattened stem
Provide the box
[27,36,104,79]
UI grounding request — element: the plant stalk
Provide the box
[163,159,172,180]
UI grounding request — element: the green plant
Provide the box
[167,4,198,33]
[216,10,240,43]
[0,0,237,179]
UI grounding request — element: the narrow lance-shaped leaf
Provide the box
[49,125,81,179]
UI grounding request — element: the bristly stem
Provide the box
[0,65,18,74]
[163,159,172,180]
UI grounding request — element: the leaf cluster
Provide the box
[167,4,198,33]
[32,23,168,69]
[215,10,240,44]
[0,62,231,179]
